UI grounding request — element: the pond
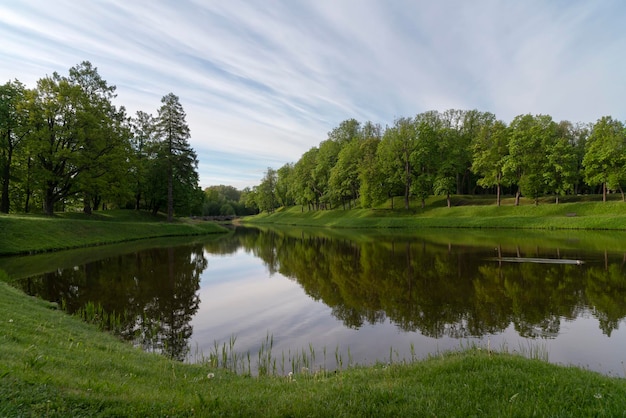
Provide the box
[3,226,626,376]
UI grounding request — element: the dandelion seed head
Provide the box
[594,393,602,399]
[207,373,215,379]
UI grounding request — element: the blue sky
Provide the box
[1,1,625,189]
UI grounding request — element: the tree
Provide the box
[0,80,29,213]
[411,112,439,208]
[154,93,199,221]
[276,163,295,208]
[130,111,156,210]
[23,62,131,215]
[583,116,626,202]
[459,110,496,194]
[357,122,383,208]
[329,137,361,209]
[257,167,278,213]
[544,124,578,204]
[313,139,341,209]
[292,147,319,210]
[241,186,259,214]
[471,120,509,206]
[27,71,87,214]
[504,114,555,205]
[378,117,416,209]
[324,119,360,208]
[69,63,132,214]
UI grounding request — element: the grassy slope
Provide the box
[245,196,626,230]
[0,210,227,256]
[2,206,626,416]
[2,279,625,417]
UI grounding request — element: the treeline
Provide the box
[246,110,626,212]
[0,61,202,220]
[201,184,257,217]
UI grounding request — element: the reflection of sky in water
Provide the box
[190,249,626,376]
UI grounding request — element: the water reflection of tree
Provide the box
[228,227,626,339]
[17,244,206,360]
[585,262,626,336]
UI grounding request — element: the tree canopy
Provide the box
[0,62,201,219]
[250,110,624,212]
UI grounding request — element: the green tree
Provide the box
[276,163,295,208]
[202,184,251,216]
[23,62,130,215]
[357,122,383,208]
[241,186,259,214]
[314,139,342,209]
[0,79,29,213]
[504,114,555,205]
[544,123,578,203]
[154,93,199,221]
[292,147,319,210]
[329,137,362,209]
[130,111,156,210]
[68,62,132,213]
[411,112,439,208]
[257,167,278,213]
[458,110,496,194]
[471,120,509,206]
[377,117,416,209]
[583,116,626,202]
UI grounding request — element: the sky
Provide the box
[1,1,625,190]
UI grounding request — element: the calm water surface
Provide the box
[7,226,626,376]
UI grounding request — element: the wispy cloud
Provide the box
[1,0,624,188]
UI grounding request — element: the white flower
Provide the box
[594,393,602,399]
[8,319,13,323]
[207,373,215,379]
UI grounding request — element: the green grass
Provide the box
[2,204,626,416]
[245,195,626,230]
[1,278,625,417]
[0,209,227,256]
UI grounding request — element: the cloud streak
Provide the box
[1,0,625,188]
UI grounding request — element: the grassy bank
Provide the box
[0,210,227,256]
[1,279,625,417]
[245,196,626,230]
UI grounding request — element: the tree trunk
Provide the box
[515,188,521,206]
[24,156,32,213]
[496,183,501,207]
[167,162,174,222]
[44,183,56,216]
[404,159,410,210]
[603,182,607,202]
[24,187,31,213]
[83,192,92,215]
[447,192,451,208]
[0,144,12,213]
[93,194,102,211]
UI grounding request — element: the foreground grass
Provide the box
[1,279,626,417]
[245,195,626,230]
[0,210,227,256]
